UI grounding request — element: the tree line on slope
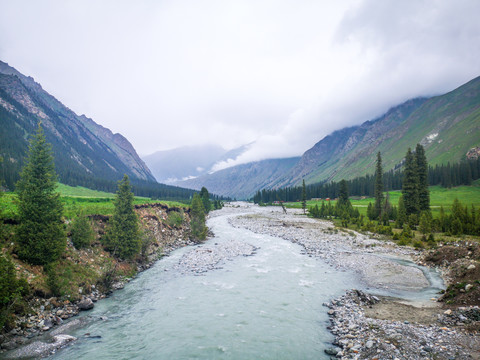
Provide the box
[308,146,480,241]
[252,155,480,204]
[0,93,213,201]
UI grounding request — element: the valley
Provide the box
[1,51,480,359]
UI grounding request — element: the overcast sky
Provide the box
[1,0,480,170]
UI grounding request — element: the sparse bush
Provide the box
[1,255,29,330]
[166,211,183,228]
[70,213,95,249]
[413,240,424,249]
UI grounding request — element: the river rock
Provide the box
[78,298,94,311]
[324,346,340,355]
[465,284,473,292]
[467,264,476,270]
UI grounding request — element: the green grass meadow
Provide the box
[0,183,188,219]
[285,183,480,218]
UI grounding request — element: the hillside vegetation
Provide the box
[282,77,480,187]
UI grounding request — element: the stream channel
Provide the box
[47,206,443,360]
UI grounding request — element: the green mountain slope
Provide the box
[0,60,155,190]
[281,76,480,186]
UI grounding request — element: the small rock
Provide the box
[465,284,473,292]
[1,340,17,350]
[78,298,94,311]
[366,340,374,349]
[444,309,452,315]
[324,347,340,356]
[467,264,476,270]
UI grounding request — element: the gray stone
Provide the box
[366,340,374,349]
[1,340,17,350]
[78,298,94,311]
[324,347,340,355]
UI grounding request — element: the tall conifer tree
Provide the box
[402,148,419,216]
[104,175,140,259]
[301,179,307,214]
[415,144,430,212]
[190,193,207,241]
[374,152,384,219]
[199,187,211,213]
[15,125,66,265]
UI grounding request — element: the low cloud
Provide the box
[1,0,479,163]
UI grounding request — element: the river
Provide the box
[46,204,442,359]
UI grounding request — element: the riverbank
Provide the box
[3,202,478,359]
[228,203,480,359]
[0,203,194,357]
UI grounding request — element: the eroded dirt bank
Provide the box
[0,203,194,357]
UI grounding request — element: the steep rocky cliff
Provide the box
[0,60,155,189]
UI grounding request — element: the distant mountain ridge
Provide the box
[0,60,155,189]
[143,143,252,183]
[176,157,300,199]
[174,75,480,198]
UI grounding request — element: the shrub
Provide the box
[70,213,95,249]
[0,255,29,330]
[413,240,424,249]
[166,211,183,228]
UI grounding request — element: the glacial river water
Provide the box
[48,207,443,360]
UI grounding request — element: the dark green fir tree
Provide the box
[402,148,419,216]
[199,187,211,213]
[104,174,140,259]
[374,152,384,219]
[415,144,430,212]
[190,193,207,241]
[301,179,307,214]
[15,125,66,265]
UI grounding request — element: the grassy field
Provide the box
[56,183,117,198]
[285,182,480,217]
[0,183,189,219]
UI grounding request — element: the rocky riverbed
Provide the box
[3,202,478,359]
[227,202,480,359]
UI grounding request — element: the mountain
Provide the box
[143,144,226,183]
[173,75,480,198]
[175,157,300,199]
[280,76,480,187]
[0,60,155,190]
[143,143,252,184]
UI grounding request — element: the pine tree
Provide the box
[402,148,419,216]
[104,175,140,259]
[15,125,66,265]
[418,212,432,235]
[338,179,349,207]
[374,152,384,219]
[190,193,207,241]
[301,179,307,214]
[199,187,211,213]
[415,144,430,212]
[396,195,407,228]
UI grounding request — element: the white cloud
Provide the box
[1,0,479,166]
